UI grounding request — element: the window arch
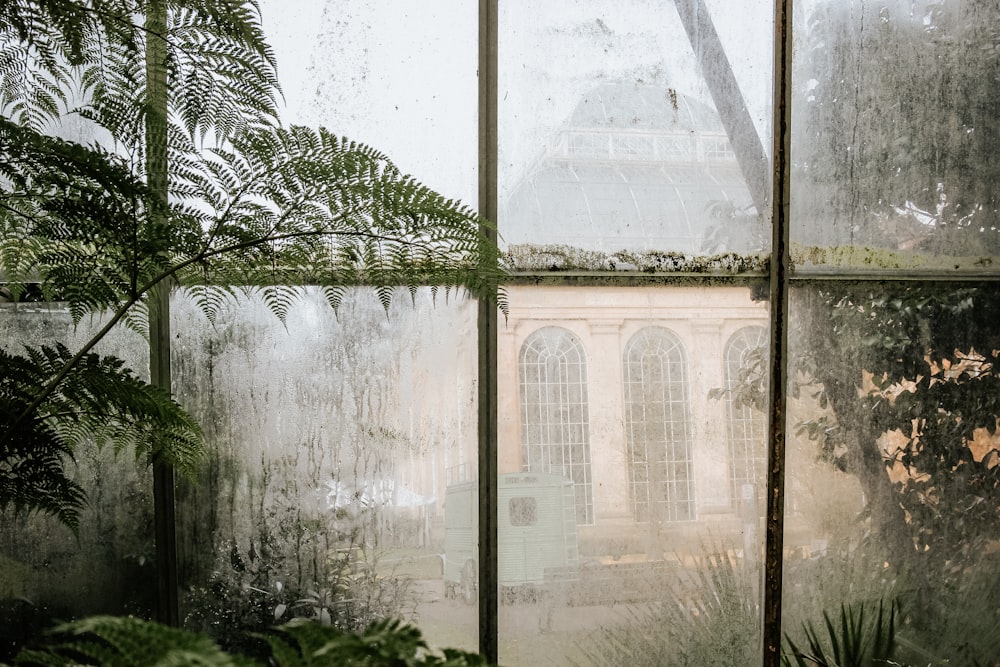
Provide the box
[623,327,694,522]
[519,327,593,524]
[724,326,768,510]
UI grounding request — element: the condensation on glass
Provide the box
[783,4,1000,663]
[169,0,480,653]
[500,0,774,269]
[172,288,479,652]
[497,0,773,663]
[495,285,768,665]
[791,0,1000,274]
[0,305,156,641]
[782,284,1000,664]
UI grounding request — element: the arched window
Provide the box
[724,326,768,510]
[519,327,593,524]
[623,327,694,522]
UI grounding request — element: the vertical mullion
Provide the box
[477,0,499,661]
[146,0,179,628]
[763,0,793,664]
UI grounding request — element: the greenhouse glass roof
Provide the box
[503,82,756,255]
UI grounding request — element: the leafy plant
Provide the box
[0,341,202,531]
[12,615,491,666]
[782,598,899,667]
[13,614,247,666]
[579,546,760,666]
[0,0,501,529]
[259,618,489,667]
[185,532,413,659]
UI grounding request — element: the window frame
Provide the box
[518,326,595,525]
[476,1,789,662]
[623,326,696,523]
[475,0,1000,664]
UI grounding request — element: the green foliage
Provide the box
[12,615,490,667]
[794,285,1000,572]
[783,599,898,667]
[0,342,201,530]
[0,0,279,134]
[0,0,502,529]
[782,284,1000,662]
[259,617,489,667]
[2,113,499,326]
[184,526,412,658]
[579,547,759,666]
[14,614,260,666]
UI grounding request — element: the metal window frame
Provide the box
[478,0,1000,664]
[475,1,791,663]
[518,327,595,525]
[724,326,769,509]
[623,326,695,523]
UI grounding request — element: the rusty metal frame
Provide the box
[763,0,792,663]
[477,0,499,661]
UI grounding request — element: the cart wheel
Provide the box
[460,559,477,606]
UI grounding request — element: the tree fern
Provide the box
[1,0,279,134]
[0,343,203,529]
[0,0,502,530]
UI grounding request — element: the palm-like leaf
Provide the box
[14,615,490,666]
[0,0,502,530]
[13,615,251,666]
[783,598,899,667]
[0,343,203,529]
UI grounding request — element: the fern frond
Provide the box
[15,615,249,666]
[180,124,503,315]
[0,36,74,128]
[0,347,86,531]
[0,343,205,528]
[259,284,301,325]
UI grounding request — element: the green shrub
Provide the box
[13,615,490,667]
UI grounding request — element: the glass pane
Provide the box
[260,0,478,202]
[500,0,773,269]
[792,1,1000,274]
[0,304,155,660]
[497,285,768,665]
[783,284,1000,664]
[165,1,480,656]
[174,288,478,655]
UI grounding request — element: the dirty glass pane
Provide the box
[173,288,478,655]
[500,0,773,270]
[783,284,1000,664]
[0,305,155,661]
[791,1,1000,274]
[164,1,480,656]
[496,285,768,666]
[259,0,478,203]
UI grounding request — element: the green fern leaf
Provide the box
[16,615,250,666]
[0,342,205,527]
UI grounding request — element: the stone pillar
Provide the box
[587,319,630,521]
[689,318,730,511]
